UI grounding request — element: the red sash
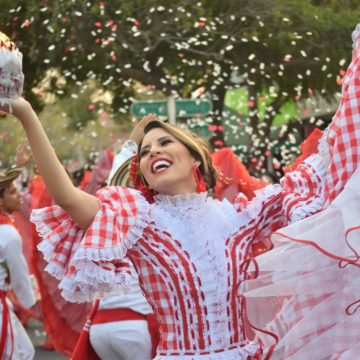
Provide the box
[71,303,159,360]
[0,291,14,359]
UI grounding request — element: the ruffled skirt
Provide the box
[241,168,360,359]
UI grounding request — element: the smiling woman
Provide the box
[136,120,216,198]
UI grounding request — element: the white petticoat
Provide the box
[241,168,360,360]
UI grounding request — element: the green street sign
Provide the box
[131,98,212,118]
[131,101,168,117]
[176,99,212,117]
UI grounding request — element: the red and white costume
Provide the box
[0,213,35,360]
[30,24,360,360]
[31,155,327,360]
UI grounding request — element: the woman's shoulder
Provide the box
[97,185,145,202]
[96,186,151,217]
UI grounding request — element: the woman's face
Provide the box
[139,127,197,196]
[0,182,22,213]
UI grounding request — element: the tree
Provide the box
[1,0,359,169]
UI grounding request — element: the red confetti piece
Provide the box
[339,69,346,76]
[21,20,31,28]
[208,125,224,132]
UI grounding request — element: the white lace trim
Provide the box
[58,261,131,303]
[36,239,132,303]
[317,126,331,167]
[154,341,259,360]
[31,191,151,303]
[246,184,282,220]
[281,153,327,223]
[73,194,151,263]
[151,195,242,347]
[154,191,208,209]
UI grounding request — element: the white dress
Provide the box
[0,223,36,360]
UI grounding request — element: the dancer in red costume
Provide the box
[211,148,267,201]
[2,25,360,359]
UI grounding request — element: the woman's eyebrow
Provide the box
[141,136,172,151]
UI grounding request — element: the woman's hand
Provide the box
[0,97,33,120]
[130,113,158,144]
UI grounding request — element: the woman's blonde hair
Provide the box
[138,120,217,190]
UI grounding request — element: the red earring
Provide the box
[193,165,207,193]
[130,156,156,203]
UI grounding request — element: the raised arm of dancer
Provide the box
[1,98,100,229]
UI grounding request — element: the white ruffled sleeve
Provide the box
[31,186,151,303]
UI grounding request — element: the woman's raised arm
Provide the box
[1,98,100,229]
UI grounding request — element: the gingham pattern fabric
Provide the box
[31,186,151,302]
[324,30,360,205]
[32,152,327,359]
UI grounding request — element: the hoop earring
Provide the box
[193,164,207,193]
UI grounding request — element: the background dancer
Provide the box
[0,168,36,359]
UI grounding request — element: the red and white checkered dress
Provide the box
[31,24,360,360]
[31,150,327,360]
